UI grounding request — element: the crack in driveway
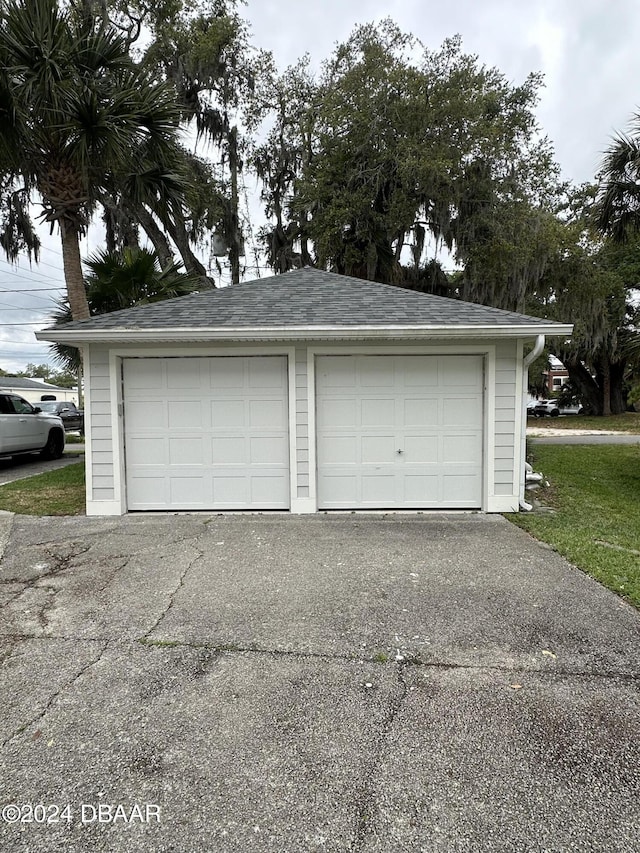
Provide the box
[143,545,205,638]
[1,639,109,748]
[349,661,410,852]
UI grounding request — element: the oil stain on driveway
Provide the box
[0,513,639,852]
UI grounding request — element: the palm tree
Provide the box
[595,116,640,241]
[50,247,201,374]
[0,0,186,319]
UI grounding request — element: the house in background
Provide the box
[544,356,570,395]
[0,376,79,406]
[38,268,572,517]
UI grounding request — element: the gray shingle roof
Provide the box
[0,377,67,391]
[40,268,570,335]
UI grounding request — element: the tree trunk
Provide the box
[60,222,90,320]
[610,361,627,414]
[161,213,212,284]
[563,359,603,415]
[228,126,241,286]
[135,205,174,269]
[601,357,612,416]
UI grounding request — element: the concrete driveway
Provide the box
[0,513,638,852]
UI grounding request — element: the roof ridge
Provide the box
[39,269,570,334]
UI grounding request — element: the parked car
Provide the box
[532,399,585,417]
[0,394,65,459]
[533,399,560,417]
[37,400,84,433]
[557,403,585,415]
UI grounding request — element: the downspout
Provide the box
[520,334,545,511]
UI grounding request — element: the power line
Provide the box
[0,288,62,308]
[0,285,63,292]
[0,258,64,286]
[3,255,65,276]
[0,305,54,313]
[0,341,52,347]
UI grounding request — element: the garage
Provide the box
[38,267,573,516]
[123,356,290,510]
[315,354,484,509]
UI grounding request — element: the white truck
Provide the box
[0,393,65,459]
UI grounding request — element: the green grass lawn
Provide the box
[0,462,85,516]
[528,412,640,432]
[508,444,640,609]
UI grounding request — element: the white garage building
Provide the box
[38,268,572,516]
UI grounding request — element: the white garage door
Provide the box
[316,355,484,509]
[123,356,290,510]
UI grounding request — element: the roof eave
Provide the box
[36,323,574,345]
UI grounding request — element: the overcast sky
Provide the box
[2,0,640,373]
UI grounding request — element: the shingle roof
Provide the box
[0,377,67,391]
[39,268,572,339]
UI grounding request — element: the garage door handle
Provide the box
[397,449,404,455]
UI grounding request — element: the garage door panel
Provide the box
[126,400,165,430]
[212,476,246,504]
[317,356,356,387]
[166,359,202,389]
[321,436,357,463]
[361,435,395,463]
[361,473,396,502]
[210,436,245,464]
[250,475,289,503]
[360,360,394,387]
[404,434,438,460]
[127,436,165,464]
[249,399,286,428]
[442,473,482,503]
[442,434,481,463]
[403,474,439,503]
[404,399,438,426]
[168,437,203,465]
[316,355,483,509]
[211,399,244,428]
[402,359,439,387]
[443,397,481,426]
[318,474,357,504]
[124,356,290,511]
[169,477,207,505]
[361,398,395,427]
[208,358,244,388]
[127,474,166,505]
[126,361,165,389]
[250,435,288,465]
[318,399,356,428]
[441,357,483,385]
[249,358,285,388]
[168,400,202,429]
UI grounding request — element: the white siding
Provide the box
[87,346,115,501]
[295,347,310,498]
[493,341,518,499]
